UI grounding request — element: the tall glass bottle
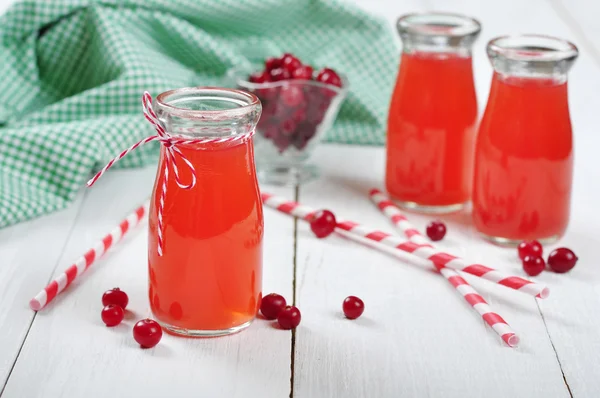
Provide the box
[149,87,263,336]
[386,13,481,213]
[473,35,578,244]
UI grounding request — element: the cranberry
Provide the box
[280,85,304,107]
[277,306,301,329]
[133,319,163,348]
[309,209,337,238]
[297,122,316,139]
[260,293,287,320]
[281,119,297,136]
[269,68,290,82]
[316,68,342,88]
[292,65,313,80]
[292,107,306,122]
[102,287,129,309]
[265,57,281,71]
[281,53,302,74]
[249,71,270,84]
[273,135,291,153]
[518,240,543,260]
[426,221,446,241]
[342,296,364,319]
[256,88,275,101]
[262,125,279,139]
[101,304,124,327]
[293,136,310,150]
[306,95,331,123]
[547,248,578,273]
[522,256,545,276]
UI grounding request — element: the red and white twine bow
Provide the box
[87,91,255,256]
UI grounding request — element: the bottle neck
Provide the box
[155,87,261,139]
[487,35,578,84]
[397,13,480,57]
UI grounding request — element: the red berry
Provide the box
[547,248,578,273]
[292,107,306,122]
[522,255,545,276]
[101,304,124,327]
[265,57,281,71]
[316,68,342,88]
[102,287,129,309]
[280,85,304,107]
[249,71,270,84]
[269,68,290,82]
[517,240,543,260]
[426,221,446,241]
[309,209,336,238]
[281,118,298,136]
[277,306,301,329]
[281,53,302,74]
[260,293,287,320]
[292,65,313,80]
[133,319,163,348]
[342,296,364,319]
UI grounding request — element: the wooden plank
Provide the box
[293,144,569,397]
[0,195,83,390]
[2,168,295,398]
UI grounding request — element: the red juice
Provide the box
[386,52,478,210]
[148,140,263,333]
[472,74,573,241]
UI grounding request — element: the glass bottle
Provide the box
[149,87,263,336]
[386,13,481,213]
[473,35,578,244]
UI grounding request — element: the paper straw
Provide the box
[29,201,149,311]
[368,189,519,347]
[369,189,548,299]
[261,192,548,299]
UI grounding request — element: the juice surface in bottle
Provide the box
[386,51,478,208]
[473,75,573,242]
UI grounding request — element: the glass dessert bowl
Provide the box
[228,57,348,185]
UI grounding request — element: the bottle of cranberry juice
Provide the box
[386,13,480,213]
[472,35,578,244]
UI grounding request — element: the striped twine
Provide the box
[87,91,254,256]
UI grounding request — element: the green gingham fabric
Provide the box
[0,0,399,228]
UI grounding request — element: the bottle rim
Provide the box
[396,12,481,38]
[156,87,261,121]
[487,34,579,63]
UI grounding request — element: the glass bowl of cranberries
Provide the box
[228,53,348,185]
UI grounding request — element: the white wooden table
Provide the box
[1,0,600,397]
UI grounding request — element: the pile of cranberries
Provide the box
[101,287,162,349]
[247,53,344,153]
[260,293,364,329]
[518,241,578,276]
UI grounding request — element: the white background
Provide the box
[1,0,599,397]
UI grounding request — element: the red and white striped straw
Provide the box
[369,189,549,299]
[368,190,519,347]
[29,201,149,311]
[261,192,548,299]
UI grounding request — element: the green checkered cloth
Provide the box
[0,0,399,228]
